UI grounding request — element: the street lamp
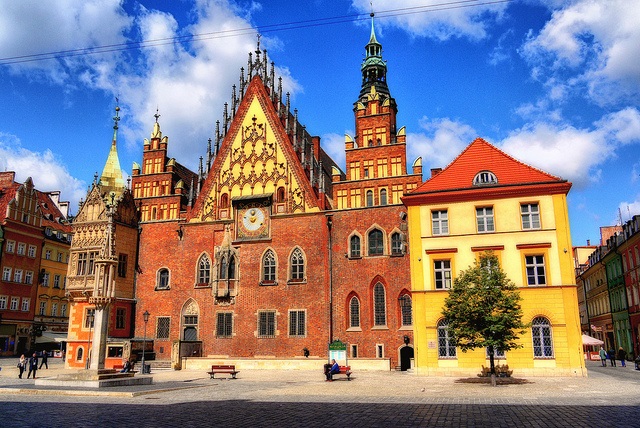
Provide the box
[141,310,150,374]
[85,310,94,369]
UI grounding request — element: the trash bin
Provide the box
[143,364,151,374]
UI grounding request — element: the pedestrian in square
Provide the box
[17,354,26,379]
[607,348,617,367]
[39,351,48,369]
[617,347,627,367]
[27,352,38,379]
[598,347,607,367]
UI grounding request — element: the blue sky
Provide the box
[1,0,639,247]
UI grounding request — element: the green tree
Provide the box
[441,252,527,384]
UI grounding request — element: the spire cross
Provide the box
[154,107,160,123]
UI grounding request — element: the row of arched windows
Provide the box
[155,247,307,290]
[349,229,404,258]
[437,316,554,359]
[348,283,412,329]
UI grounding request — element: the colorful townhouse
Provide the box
[403,138,585,377]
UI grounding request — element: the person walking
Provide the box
[26,352,38,379]
[39,351,48,369]
[598,347,607,367]
[617,347,627,367]
[607,347,617,367]
[17,354,26,379]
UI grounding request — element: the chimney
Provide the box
[430,168,442,178]
[586,239,590,246]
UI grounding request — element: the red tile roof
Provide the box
[404,138,571,205]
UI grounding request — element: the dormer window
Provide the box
[473,171,497,186]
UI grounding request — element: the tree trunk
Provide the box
[489,345,497,387]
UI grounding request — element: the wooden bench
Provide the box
[207,364,239,379]
[326,365,352,381]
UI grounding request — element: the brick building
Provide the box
[132,18,421,369]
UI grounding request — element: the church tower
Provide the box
[65,106,140,369]
[332,13,422,209]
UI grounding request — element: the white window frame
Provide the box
[14,269,23,283]
[2,267,11,281]
[25,271,33,284]
[21,298,30,312]
[53,274,61,288]
[5,240,15,253]
[532,317,554,358]
[434,260,452,289]
[10,297,19,310]
[476,207,495,233]
[432,210,449,235]
[28,245,37,258]
[17,243,26,256]
[525,255,547,286]
[0,296,8,310]
[521,203,541,230]
[437,319,457,358]
[39,301,47,315]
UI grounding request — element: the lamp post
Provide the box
[86,310,94,369]
[141,310,150,374]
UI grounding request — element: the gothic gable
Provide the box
[191,76,321,222]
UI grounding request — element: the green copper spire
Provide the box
[359,12,389,100]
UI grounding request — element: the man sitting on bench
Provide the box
[325,359,340,381]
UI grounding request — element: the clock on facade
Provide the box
[237,206,269,239]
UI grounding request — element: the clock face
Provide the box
[238,206,269,239]
[242,207,264,231]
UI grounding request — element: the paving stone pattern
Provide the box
[1,359,639,427]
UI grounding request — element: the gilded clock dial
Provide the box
[242,207,265,231]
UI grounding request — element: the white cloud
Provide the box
[0,0,132,85]
[408,117,477,169]
[618,200,640,224]
[321,133,347,172]
[406,109,640,190]
[500,108,640,188]
[0,133,87,213]
[521,0,640,106]
[350,0,507,41]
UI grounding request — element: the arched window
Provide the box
[277,187,286,203]
[290,248,305,282]
[197,255,211,285]
[391,232,403,255]
[262,250,276,283]
[532,316,553,358]
[349,296,360,328]
[380,189,387,205]
[473,171,498,186]
[437,319,456,358]
[157,269,170,290]
[219,254,236,280]
[350,235,361,258]
[368,229,384,256]
[76,347,83,361]
[399,294,412,326]
[228,255,236,279]
[220,193,229,208]
[366,190,374,207]
[373,282,386,326]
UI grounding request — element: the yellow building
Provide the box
[403,138,585,377]
[36,191,72,349]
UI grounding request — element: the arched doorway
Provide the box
[400,345,414,371]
